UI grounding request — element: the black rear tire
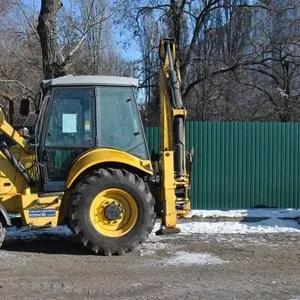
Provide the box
[68,168,156,255]
[0,221,6,248]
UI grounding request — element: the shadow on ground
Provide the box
[2,238,88,255]
[2,226,90,255]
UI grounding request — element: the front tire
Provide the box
[69,168,155,255]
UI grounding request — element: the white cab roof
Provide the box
[43,75,138,88]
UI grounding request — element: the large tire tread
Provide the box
[69,168,155,255]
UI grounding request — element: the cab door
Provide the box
[40,87,95,192]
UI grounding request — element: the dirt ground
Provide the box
[0,228,299,300]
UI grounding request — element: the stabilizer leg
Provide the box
[155,223,181,235]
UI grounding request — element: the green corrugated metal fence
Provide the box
[145,122,300,209]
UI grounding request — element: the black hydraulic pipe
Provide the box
[0,141,33,186]
[8,100,14,124]
[166,43,183,109]
[165,42,185,177]
[169,71,182,109]
[166,42,174,72]
[173,116,184,177]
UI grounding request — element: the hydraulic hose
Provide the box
[0,141,34,187]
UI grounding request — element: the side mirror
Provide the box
[20,98,30,116]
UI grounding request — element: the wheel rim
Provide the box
[89,188,138,237]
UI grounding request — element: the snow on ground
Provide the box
[163,251,226,267]
[3,209,300,243]
[177,219,300,235]
[138,241,169,256]
[151,212,300,236]
[186,208,300,219]
[2,210,299,269]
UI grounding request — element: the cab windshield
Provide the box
[96,86,149,160]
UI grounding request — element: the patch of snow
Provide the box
[164,251,225,266]
[132,283,141,287]
[186,208,300,219]
[149,223,162,237]
[138,241,169,256]
[177,219,300,235]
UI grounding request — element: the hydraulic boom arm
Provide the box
[159,39,191,229]
[0,106,29,151]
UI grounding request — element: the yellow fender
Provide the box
[66,148,153,189]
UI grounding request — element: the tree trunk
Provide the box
[37,0,65,79]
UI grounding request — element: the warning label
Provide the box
[29,209,56,218]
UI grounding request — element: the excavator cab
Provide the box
[34,76,150,192]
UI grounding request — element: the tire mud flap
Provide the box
[0,203,11,226]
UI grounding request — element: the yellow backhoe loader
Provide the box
[0,39,192,255]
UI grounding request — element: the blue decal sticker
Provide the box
[29,209,56,218]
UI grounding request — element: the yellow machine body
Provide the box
[66,148,152,188]
[0,39,191,254]
[0,143,153,228]
[0,110,152,228]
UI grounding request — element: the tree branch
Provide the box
[63,10,115,66]
[0,79,36,94]
[15,0,40,41]
[183,62,238,99]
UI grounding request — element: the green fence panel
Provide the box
[145,122,300,209]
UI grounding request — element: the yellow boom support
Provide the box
[159,39,191,228]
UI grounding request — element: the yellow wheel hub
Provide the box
[89,188,138,237]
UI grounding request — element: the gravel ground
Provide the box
[0,228,299,300]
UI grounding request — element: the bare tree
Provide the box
[0,1,41,122]
[0,0,127,123]
[116,0,300,122]
[238,0,300,122]
[37,0,65,79]
[37,0,116,79]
